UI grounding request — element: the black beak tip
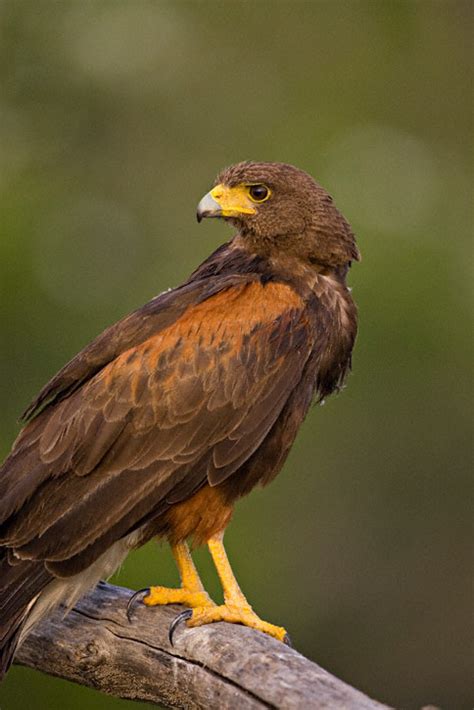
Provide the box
[196,211,202,223]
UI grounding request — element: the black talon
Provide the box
[283,632,293,648]
[168,609,193,646]
[126,588,149,623]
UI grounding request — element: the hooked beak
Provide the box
[196,184,257,223]
[196,191,222,223]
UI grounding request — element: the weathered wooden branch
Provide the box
[15,582,391,709]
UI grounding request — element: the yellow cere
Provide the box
[210,183,258,217]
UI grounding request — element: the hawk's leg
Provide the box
[182,531,289,643]
[144,541,215,609]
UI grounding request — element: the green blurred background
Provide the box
[0,1,472,708]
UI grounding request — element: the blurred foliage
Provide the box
[0,1,472,709]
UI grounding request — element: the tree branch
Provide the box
[15,582,391,709]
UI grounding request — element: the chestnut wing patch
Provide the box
[0,281,313,568]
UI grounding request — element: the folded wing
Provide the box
[0,278,314,575]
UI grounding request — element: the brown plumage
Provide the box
[0,161,359,674]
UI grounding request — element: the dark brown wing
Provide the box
[20,273,252,422]
[0,279,314,573]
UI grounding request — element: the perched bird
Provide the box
[0,161,359,677]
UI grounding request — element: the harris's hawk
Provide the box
[0,161,359,675]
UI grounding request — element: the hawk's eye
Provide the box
[248,184,270,203]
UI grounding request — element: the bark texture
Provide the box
[15,582,391,709]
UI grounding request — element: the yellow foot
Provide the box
[171,602,289,644]
[144,585,214,609]
[126,586,214,622]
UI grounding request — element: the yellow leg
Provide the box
[144,541,214,609]
[184,532,288,643]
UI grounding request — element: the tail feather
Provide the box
[0,607,29,680]
[0,548,52,678]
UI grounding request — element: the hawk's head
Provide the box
[197,161,360,267]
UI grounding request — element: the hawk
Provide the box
[0,161,359,675]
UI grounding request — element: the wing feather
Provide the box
[0,278,314,571]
